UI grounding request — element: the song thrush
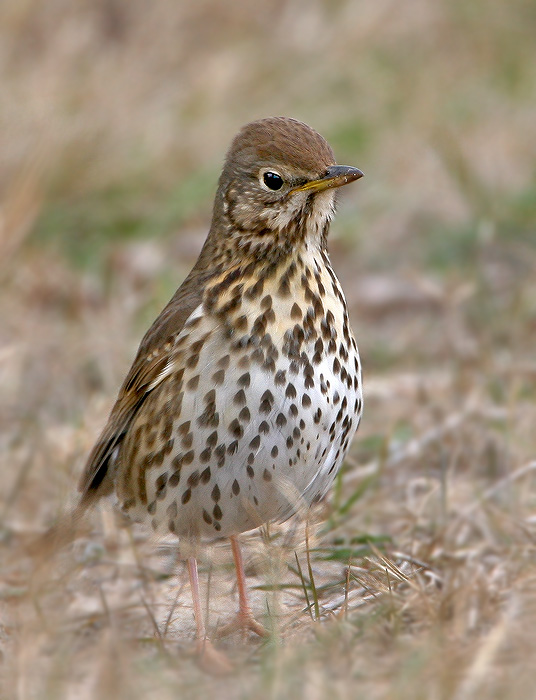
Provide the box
[78,116,363,666]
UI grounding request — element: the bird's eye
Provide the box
[262,171,284,191]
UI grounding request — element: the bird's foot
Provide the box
[195,637,233,676]
[216,608,269,639]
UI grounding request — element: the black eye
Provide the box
[263,171,284,191]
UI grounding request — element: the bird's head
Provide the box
[210,117,363,259]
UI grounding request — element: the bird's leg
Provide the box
[187,557,232,674]
[216,535,269,639]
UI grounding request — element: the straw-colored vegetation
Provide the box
[1,1,535,698]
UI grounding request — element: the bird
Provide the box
[77,116,364,669]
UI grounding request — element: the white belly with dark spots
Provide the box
[117,264,362,539]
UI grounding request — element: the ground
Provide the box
[1,1,536,698]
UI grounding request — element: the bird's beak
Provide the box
[291,165,364,194]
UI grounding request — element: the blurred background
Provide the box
[1,1,535,698]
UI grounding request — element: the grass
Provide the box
[1,0,536,698]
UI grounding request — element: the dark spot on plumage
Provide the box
[289,403,298,417]
[200,467,211,484]
[203,389,215,404]
[211,484,221,502]
[227,440,239,455]
[182,450,194,465]
[200,447,212,463]
[155,471,168,490]
[320,318,331,340]
[302,394,311,408]
[186,353,200,369]
[218,354,230,368]
[251,347,264,364]
[213,504,223,520]
[212,368,226,385]
[286,436,294,449]
[167,501,177,518]
[148,501,156,515]
[233,389,246,406]
[274,369,286,385]
[285,383,297,399]
[339,342,349,362]
[282,331,301,360]
[197,402,218,428]
[239,406,251,423]
[163,438,174,455]
[265,308,276,324]
[186,375,200,391]
[247,466,254,478]
[249,435,261,450]
[178,421,190,436]
[203,509,212,524]
[161,420,173,442]
[276,413,287,428]
[258,420,269,434]
[304,288,316,307]
[289,360,299,374]
[263,356,276,373]
[290,303,302,320]
[263,469,272,482]
[169,468,180,486]
[215,444,226,467]
[271,445,279,458]
[278,276,291,297]
[234,315,248,332]
[206,430,218,448]
[229,418,244,439]
[187,470,200,488]
[252,314,268,336]
[261,294,273,310]
[245,278,264,300]
[181,432,193,448]
[235,334,250,349]
[232,479,240,495]
[259,389,274,413]
[260,334,277,355]
[238,372,251,388]
[247,452,255,465]
[182,489,191,505]
[293,427,301,439]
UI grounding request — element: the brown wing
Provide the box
[78,267,210,505]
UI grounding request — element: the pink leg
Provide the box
[216,536,268,638]
[187,557,232,674]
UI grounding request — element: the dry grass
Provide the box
[1,0,536,698]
